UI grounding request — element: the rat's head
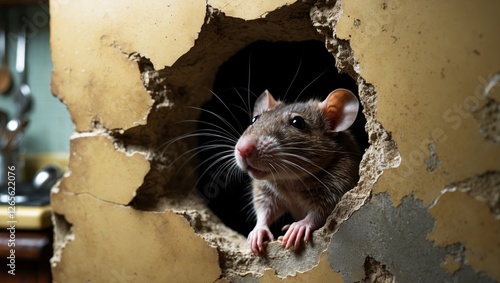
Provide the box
[234,89,359,181]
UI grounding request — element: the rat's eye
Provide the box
[251,115,260,124]
[291,116,306,129]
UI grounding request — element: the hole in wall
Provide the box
[196,40,369,238]
[108,1,396,277]
[47,0,404,279]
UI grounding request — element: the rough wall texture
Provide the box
[49,0,499,282]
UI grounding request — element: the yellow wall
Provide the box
[50,0,499,282]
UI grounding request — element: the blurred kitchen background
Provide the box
[1,3,70,282]
[1,3,72,180]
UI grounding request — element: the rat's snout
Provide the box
[235,136,274,179]
[236,137,256,159]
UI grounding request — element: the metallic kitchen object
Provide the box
[14,24,32,120]
[33,165,63,191]
[3,118,28,151]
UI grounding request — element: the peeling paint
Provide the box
[49,0,500,281]
[442,171,500,218]
[59,135,150,205]
[50,192,221,282]
[428,190,500,281]
[338,0,500,207]
[258,253,343,283]
[441,254,461,275]
[51,19,153,132]
[328,193,495,283]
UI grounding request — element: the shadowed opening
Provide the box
[196,40,367,237]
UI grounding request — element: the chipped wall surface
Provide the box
[50,0,499,282]
[336,0,500,206]
[332,0,500,281]
[60,135,150,205]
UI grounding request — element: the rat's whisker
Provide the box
[280,152,344,191]
[188,106,242,138]
[160,132,234,159]
[295,66,329,102]
[194,150,237,187]
[279,159,333,194]
[156,123,237,154]
[231,86,258,120]
[207,90,247,133]
[284,57,303,102]
[169,144,233,179]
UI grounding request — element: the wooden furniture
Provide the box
[0,229,52,282]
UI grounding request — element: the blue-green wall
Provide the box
[0,5,72,153]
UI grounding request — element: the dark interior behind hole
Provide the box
[197,40,367,237]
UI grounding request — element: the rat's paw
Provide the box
[247,226,274,256]
[280,220,313,252]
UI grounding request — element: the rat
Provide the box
[234,88,362,255]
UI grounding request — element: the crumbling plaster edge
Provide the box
[154,0,401,278]
[49,190,226,273]
[153,0,399,277]
[50,0,405,279]
[318,1,500,280]
[203,0,406,278]
[310,0,401,228]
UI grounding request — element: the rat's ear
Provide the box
[319,88,359,132]
[253,90,278,116]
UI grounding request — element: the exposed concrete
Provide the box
[424,143,441,173]
[444,171,500,218]
[362,257,395,283]
[473,73,500,144]
[259,253,344,283]
[474,98,500,144]
[328,193,496,283]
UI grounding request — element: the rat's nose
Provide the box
[236,138,256,159]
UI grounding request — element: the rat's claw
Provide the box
[247,226,274,255]
[281,224,291,232]
[280,221,313,252]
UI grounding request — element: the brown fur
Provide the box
[235,90,362,255]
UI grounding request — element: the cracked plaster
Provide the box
[49,0,500,282]
[50,193,221,282]
[336,0,500,205]
[59,135,150,205]
[428,190,500,280]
